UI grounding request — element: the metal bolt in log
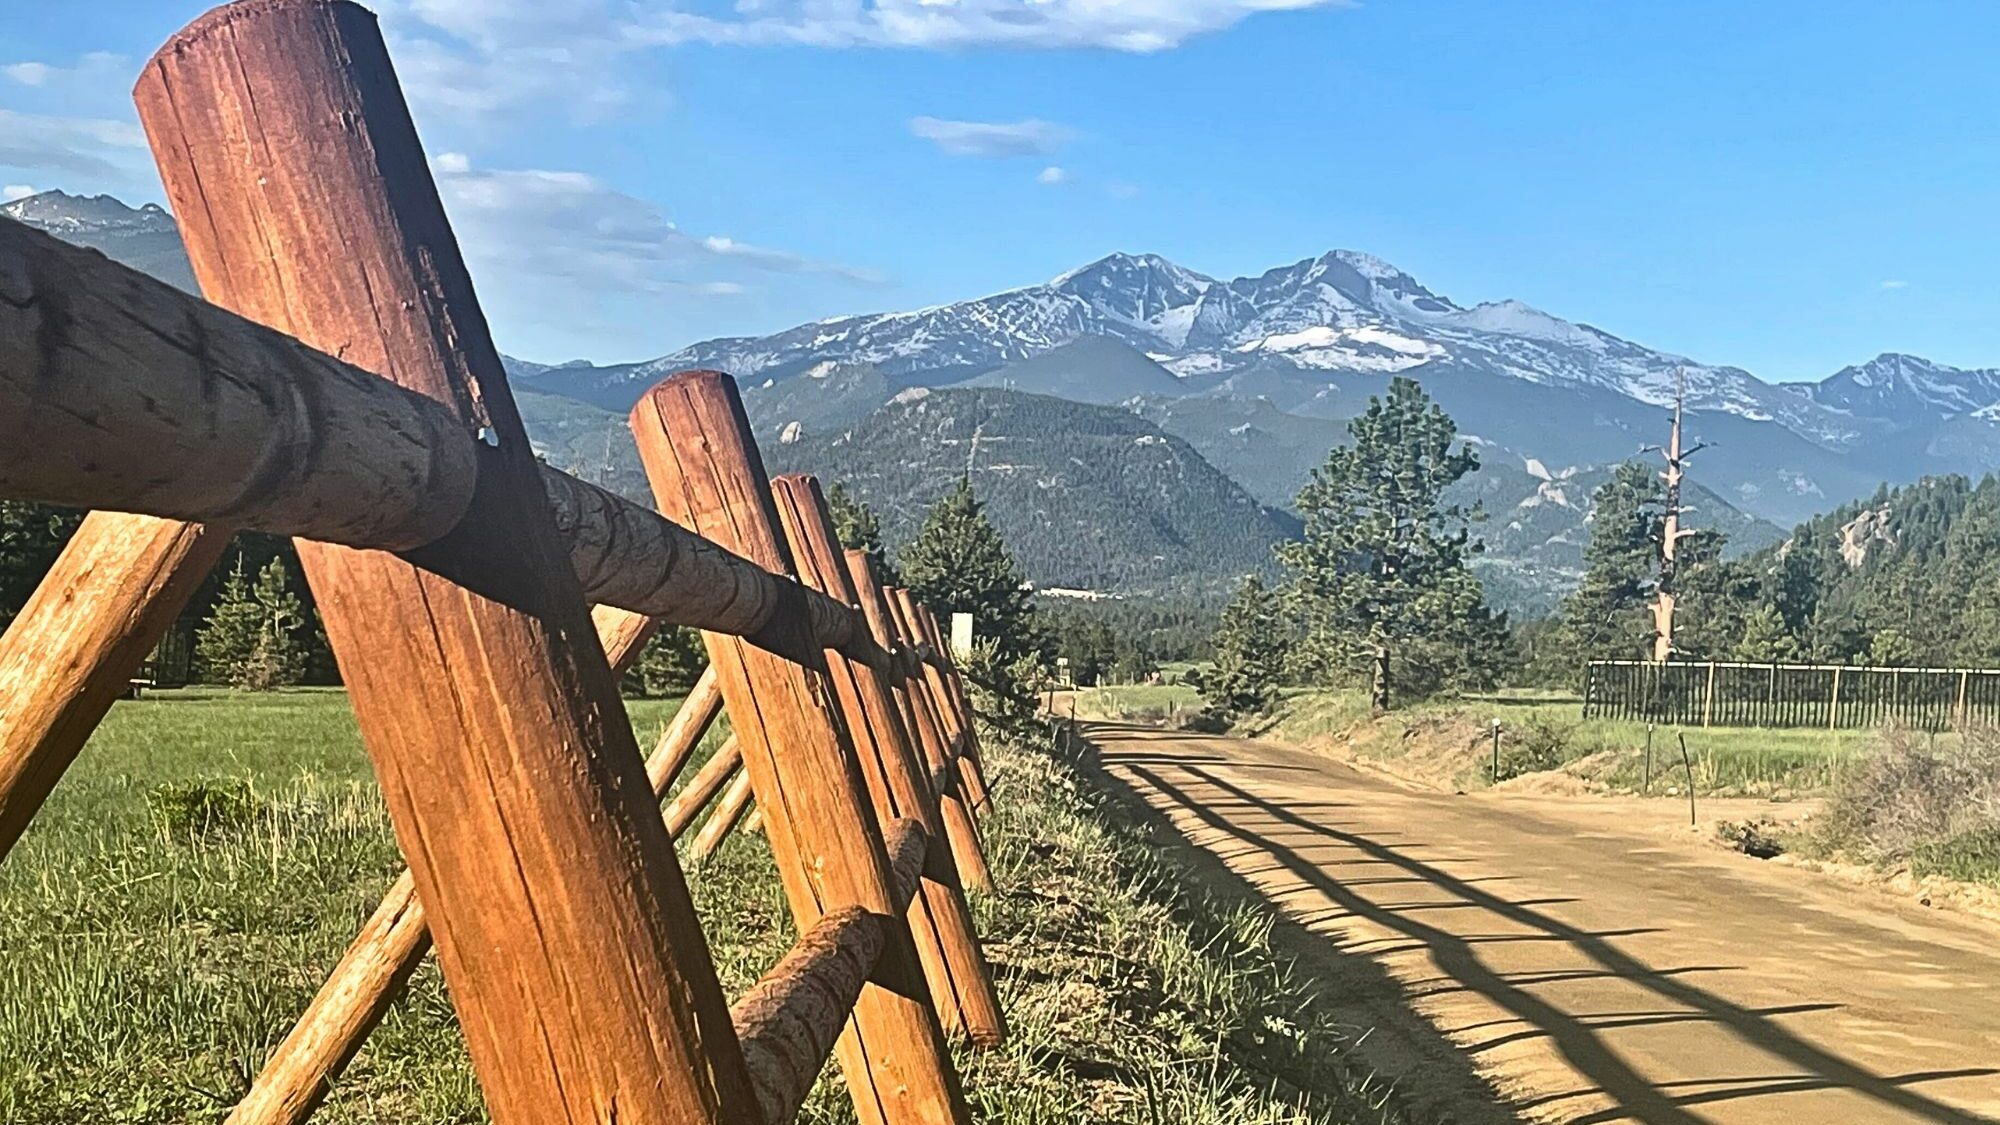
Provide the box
[771,474,1005,1046]
[629,369,972,1125]
[842,549,994,895]
[135,4,757,1122]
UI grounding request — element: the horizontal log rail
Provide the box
[731,818,929,1125]
[0,218,930,678]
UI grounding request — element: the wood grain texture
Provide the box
[630,369,972,1125]
[842,549,995,895]
[772,475,1005,1047]
[690,769,755,862]
[663,736,742,839]
[227,611,695,1125]
[0,512,230,862]
[0,219,477,550]
[134,5,755,1122]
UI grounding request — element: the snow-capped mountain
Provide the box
[0,190,197,292]
[15,189,2000,552]
[524,248,1880,448]
[1794,353,2000,424]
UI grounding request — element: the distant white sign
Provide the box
[950,612,974,661]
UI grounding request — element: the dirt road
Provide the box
[1088,721,2000,1125]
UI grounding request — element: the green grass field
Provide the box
[1077,683,1880,798]
[0,689,1421,1125]
[1277,689,1882,797]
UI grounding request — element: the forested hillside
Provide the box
[1737,475,2000,665]
[764,387,1296,591]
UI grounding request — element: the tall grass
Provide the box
[1801,726,2000,886]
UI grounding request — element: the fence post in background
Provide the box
[133,5,757,1121]
[0,513,231,864]
[1958,669,1971,730]
[629,369,973,1125]
[1643,723,1654,795]
[893,591,992,816]
[916,601,992,789]
[1702,661,1717,728]
[771,474,1007,1047]
[1830,664,1844,730]
[844,550,995,895]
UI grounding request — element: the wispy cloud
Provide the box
[367,0,1346,126]
[1880,279,1910,291]
[910,116,1073,159]
[633,0,1351,52]
[2,52,126,91]
[431,152,884,301]
[2,184,36,202]
[700,235,887,285]
[0,109,150,182]
[1037,165,1068,185]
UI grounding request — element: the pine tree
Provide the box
[625,626,708,697]
[826,481,896,583]
[1734,604,1801,662]
[1275,376,1504,699]
[901,477,1046,721]
[197,558,306,690]
[196,561,264,687]
[247,558,308,689]
[1551,462,1664,669]
[1204,575,1285,718]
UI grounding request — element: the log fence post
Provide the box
[842,550,995,894]
[134,5,758,1121]
[894,591,992,814]
[0,514,231,863]
[629,369,972,1125]
[770,474,1006,1047]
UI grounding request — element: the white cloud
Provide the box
[1880,279,1909,291]
[633,0,1350,51]
[0,109,150,182]
[910,116,1073,158]
[1105,180,1141,199]
[2,184,36,202]
[2,53,125,90]
[431,155,883,298]
[1037,165,1067,185]
[366,0,1344,125]
[701,235,887,284]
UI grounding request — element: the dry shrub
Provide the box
[1819,726,2000,867]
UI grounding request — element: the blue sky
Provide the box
[4,0,1998,379]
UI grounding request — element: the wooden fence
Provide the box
[0,3,1008,1122]
[1584,660,2000,732]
